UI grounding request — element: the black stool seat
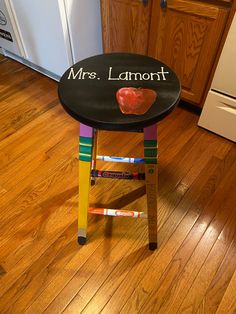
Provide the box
[58,53,180,131]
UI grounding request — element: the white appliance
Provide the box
[0,0,103,80]
[0,0,25,56]
[198,14,236,142]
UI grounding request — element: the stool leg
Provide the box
[91,129,98,186]
[78,124,94,245]
[144,124,158,250]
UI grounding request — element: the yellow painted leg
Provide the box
[78,160,92,244]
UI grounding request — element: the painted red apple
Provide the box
[116,87,157,115]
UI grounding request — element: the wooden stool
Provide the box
[58,53,180,250]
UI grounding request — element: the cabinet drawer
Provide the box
[198,91,236,142]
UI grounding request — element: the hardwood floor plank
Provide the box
[216,269,236,314]
[0,214,111,313]
[0,221,78,313]
[0,194,77,298]
[139,159,236,313]
[0,94,58,141]
[178,213,236,313]
[25,219,146,314]
[155,135,231,230]
[197,237,236,313]
[120,152,236,313]
[44,219,146,313]
[104,165,222,313]
[0,131,77,224]
[0,266,6,278]
[64,226,152,313]
[0,127,77,211]
[0,106,75,175]
[0,57,27,79]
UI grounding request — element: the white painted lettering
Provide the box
[158,67,169,80]
[82,72,90,79]
[89,72,97,79]
[142,73,150,80]
[108,67,119,80]
[67,67,83,79]
[150,73,160,80]
[67,66,170,81]
[119,72,129,80]
[129,72,142,80]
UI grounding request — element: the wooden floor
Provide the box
[0,55,236,314]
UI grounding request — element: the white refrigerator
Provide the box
[0,0,103,80]
[198,14,236,142]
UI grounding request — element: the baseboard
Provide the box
[2,49,61,81]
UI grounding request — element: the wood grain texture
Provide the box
[101,0,152,54]
[197,237,236,313]
[216,269,236,314]
[0,56,236,313]
[148,0,229,105]
[167,0,219,19]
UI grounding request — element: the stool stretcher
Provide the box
[89,208,147,218]
[97,155,144,163]
[91,169,145,180]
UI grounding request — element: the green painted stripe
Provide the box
[79,137,93,158]
[79,155,92,162]
[144,140,157,147]
[144,148,158,157]
[80,145,92,155]
[144,158,157,164]
[80,142,92,147]
[79,136,93,145]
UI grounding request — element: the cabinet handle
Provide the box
[140,0,148,6]
[160,0,167,9]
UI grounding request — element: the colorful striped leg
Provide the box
[144,124,158,250]
[78,123,94,245]
[91,129,98,186]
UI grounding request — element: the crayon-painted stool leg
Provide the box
[144,124,158,250]
[91,129,98,186]
[78,123,94,245]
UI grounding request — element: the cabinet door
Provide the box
[101,0,152,54]
[149,0,229,104]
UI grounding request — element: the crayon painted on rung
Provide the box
[97,155,144,164]
[88,208,147,218]
[91,170,145,180]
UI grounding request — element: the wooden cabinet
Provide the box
[149,0,229,104]
[100,0,152,54]
[101,0,231,106]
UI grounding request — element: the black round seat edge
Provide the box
[58,53,181,131]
